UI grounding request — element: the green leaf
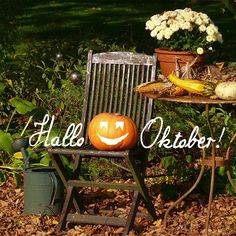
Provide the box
[13,172,22,187]
[12,159,24,169]
[226,178,236,196]
[185,155,193,164]
[218,166,226,176]
[161,156,176,169]
[0,130,14,155]
[0,82,5,93]
[9,97,36,114]
[60,155,70,167]
[0,171,6,185]
[39,154,51,166]
[29,107,47,119]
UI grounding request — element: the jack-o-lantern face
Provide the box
[88,113,138,150]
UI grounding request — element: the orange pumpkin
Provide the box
[88,113,138,150]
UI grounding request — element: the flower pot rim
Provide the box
[155,48,199,55]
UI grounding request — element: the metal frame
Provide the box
[157,96,236,236]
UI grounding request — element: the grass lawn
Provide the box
[6,0,236,61]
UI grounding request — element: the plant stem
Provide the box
[20,115,33,136]
[5,109,16,133]
[0,165,22,170]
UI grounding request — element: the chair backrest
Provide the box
[81,50,157,144]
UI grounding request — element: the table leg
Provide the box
[164,164,205,228]
[205,159,215,235]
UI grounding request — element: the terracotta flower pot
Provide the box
[155,48,205,77]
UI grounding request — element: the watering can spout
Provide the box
[12,137,30,169]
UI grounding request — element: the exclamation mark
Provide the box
[216,127,225,148]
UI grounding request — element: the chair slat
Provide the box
[132,65,140,122]
[103,64,111,112]
[118,64,126,114]
[113,64,121,112]
[127,65,135,118]
[123,64,131,115]
[93,63,101,117]
[108,64,116,112]
[140,65,150,131]
[135,64,145,131]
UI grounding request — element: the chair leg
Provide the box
[56,186,75,233]
[71,155,86,213]
[123,190,141,236]
[125,155,157,221]
[50,153,84,213]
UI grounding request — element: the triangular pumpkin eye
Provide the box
[100,121,108,129]
[116,121,124,130]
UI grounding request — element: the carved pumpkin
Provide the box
[88,113,138,150]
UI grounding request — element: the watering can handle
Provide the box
[20,148,30,170]
[49,172,58,206]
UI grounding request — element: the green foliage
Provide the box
[81,159,122,180]
[0,131,14,155]
[152,102,236,196]
[0,97,46,185]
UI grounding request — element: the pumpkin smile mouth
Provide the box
[98,133,129,145]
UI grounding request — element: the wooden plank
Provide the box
[67,213,126,226]
[92,52,156,65]
[68,180,138,191]
[48,147,129,157]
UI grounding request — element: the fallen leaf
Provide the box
[153,219,162,228]
[0,200,8,207]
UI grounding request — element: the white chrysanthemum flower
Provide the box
[206,27,215,36]
[176,18,185,26]
[170,23,179,32]
[145,20,155,30]
[167,19,173,25]
[161,14,168,21]
[197,47,204,55]
[208,47,213,51]
[153,18,162,26]
[199,25,206,32]
[206,35,213,42]
[182,22,191,30]
[151,14,160,21]
[145,8,223,51]
[160,21,167,30]
[195,17,203,25]
[150,27,159,37]
[217,33,223,43]
[156,31,164,40]
[182,12,193,21]
[199,13,210,24]
[164,28,173,39]
[206,24,218,36]
[169,11,177,18]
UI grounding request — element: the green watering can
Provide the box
[12,137,64,215]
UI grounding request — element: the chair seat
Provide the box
[48,145,147,158]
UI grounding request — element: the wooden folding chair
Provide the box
[48,50,158,235]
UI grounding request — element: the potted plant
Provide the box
[145,8,223,77]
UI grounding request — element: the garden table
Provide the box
[152,96,236,235]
